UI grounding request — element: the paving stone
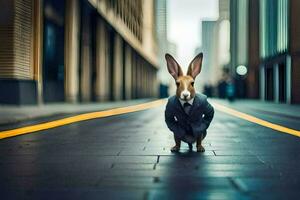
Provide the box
[232,177,300,192]
[158,155,263,164]
[156,163,271,171]
[213,150,254,156]
[113,156,158,164]
[112,163,155,170]
[146,189,252,200]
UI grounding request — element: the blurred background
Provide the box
[0,0,299,105]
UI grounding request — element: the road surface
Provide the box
[1,100,300,199]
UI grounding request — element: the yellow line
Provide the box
[1,99,299,140]
[212,102,300,137]
[0,99,166,140]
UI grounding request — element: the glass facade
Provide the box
[43,0,65,102]
[260,0,289,58]
[237,0,248,65]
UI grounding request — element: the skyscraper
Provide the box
[197,0,230,93]
[230,0,300,103]
[155,0,177,97]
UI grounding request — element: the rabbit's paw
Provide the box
[197,145,205,152]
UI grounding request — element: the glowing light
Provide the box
[236,65,247,76]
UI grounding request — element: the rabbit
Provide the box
[164,53,214,152]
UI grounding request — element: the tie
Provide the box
[183,102,191,115]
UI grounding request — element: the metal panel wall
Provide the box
[260,0,289,59]
[0,0,34,79]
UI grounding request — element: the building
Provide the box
[230,0,248,98]
[230,0,300,103]
[154,0,177,97]
[247,0,260,99]
[200,21,219,88]
[197,0,230,93]
[0,0,158,104]
[258,0,299,104]
[155,0,168,86]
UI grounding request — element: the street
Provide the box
[1,100,300,199]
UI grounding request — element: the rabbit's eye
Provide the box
[176,82,180,87]
[191,82,194,87]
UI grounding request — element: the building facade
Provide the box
[197,0,230,93]
[154,0,177,97]
[230,0,300,103]
[155,0,168,93]
[258,0,297,103]
[201,21,220,87]
[229,0,248,98]
[0,0,158,104]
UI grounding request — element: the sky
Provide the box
[167,0,219,71]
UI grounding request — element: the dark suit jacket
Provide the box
[165,93,214,138]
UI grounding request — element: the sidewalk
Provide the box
[0,99,155,125]
[211,98,300,118]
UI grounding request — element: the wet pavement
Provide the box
[1,101,300,200]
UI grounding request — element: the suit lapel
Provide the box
[174,96,199,117]
[174,97,188,116]
[188,95,199,117]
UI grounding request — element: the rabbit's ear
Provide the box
[187,53,203,79]
[165,53,183,80]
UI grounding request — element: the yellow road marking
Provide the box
[212,102,300,137]
[0,99,166,140]
[1,99,299,140]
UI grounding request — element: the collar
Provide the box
[178,98,194,107]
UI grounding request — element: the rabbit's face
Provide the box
[176,75,195,101]
[165,53,203,101]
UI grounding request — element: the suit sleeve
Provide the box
[190,97,214,134]
[202,98,214,129]
[165,100,185,137]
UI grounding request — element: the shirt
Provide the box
[178,98,194,107]
[179,98,194,115]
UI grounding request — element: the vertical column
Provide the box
[149,68,152,97]
[107,29,113,100]
[140,59,143,98]
[152,68,156,97]
[80,10,91,102]
[286,55,291,104]
[259,65,265,101]
[124,44,132,100]
[289,0,300,103]
[153,68,158,98]
[131,52,136,99]
[151,68,154,97]
[144,64,147,97]
[142,63,146,97]
[139,60,143,98]
[113,34,123,100]
[95,18,109,101]
[65,0,80,103]
[134,53,138,99]
[274,63,279,103]
[136,57,140,98]
[247,0,260,99]
[145,66,149,97]
[33,0,43,104]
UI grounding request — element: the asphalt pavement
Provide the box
[1,100,300,200]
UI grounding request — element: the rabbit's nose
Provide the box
[182,91,190,97]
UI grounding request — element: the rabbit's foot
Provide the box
[170,145,180,152]
[196,145,205,152]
